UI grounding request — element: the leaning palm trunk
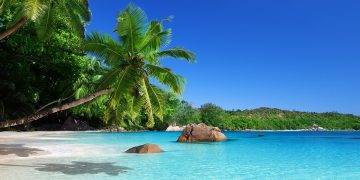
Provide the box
[0,18,27,40]
[0,88,112,128]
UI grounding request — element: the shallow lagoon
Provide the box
[1,131,360,179]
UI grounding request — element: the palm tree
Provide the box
[84,4,195,127]
[0,0,90,40]
[0,4,195,128]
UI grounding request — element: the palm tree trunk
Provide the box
[0,18,27,41]
[0,88,113,128]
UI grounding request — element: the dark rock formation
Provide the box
[177,123,227,142]
[61,117,94,131]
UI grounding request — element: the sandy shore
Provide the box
[0,131,125,163]
[0,131,75,161]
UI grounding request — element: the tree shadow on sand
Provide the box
[0,161,132,176]
[0,144,44,157]
[35,161,131,176]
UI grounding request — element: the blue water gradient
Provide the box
[1,131,360,179]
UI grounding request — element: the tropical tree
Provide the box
[169,101,200,126]
[200,103,225,126]
[0,4,195,128]
[0,0,90,40]
[84,4,195,127]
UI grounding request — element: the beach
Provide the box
[1,131,360,179]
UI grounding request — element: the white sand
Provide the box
[0,132,73,161]
[0,131,124,162]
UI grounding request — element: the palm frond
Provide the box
[126,96,140,119]
[116,3,147,54]
[66,0,91,22]
[84,32,126,66]
[63,1,85,37]
[35,0,55,39]
[153,47,196,63]
[139,78,154,127]
[145,64,186,95]
[139,20,171,52]
[144,79,165,120]
[111,66,141,106]
[96,67,123,90]
[22,0,47,20]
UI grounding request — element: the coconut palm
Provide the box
[0,0,90,40]
[84,4,195,127]
[0,4,194,128]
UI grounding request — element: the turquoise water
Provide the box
[1,131,360,179]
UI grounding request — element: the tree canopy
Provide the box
[0,0,90,40]
[83,4,195,127]
[0,5,90,121]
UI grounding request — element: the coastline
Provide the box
[1,130,359,179]
[0,130,358,162]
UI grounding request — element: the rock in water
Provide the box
[125,144,164,154]
[177,123,227,142]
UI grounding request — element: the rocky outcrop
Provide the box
[307,124,327,131]
[177,123,227,142]
[125,144,164,154]
[34,123,63,131]
[166,125,185,131]
[61,117,95,131]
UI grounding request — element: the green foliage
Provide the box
[0,4,90,121]
[2,0,90,39]
[171,101,201,126]
[151,104,360,131]
[70,58,109,121]
[199,103,226,126]
[0,3,196,130]
[204,107,360,130]
[83,4,195,128]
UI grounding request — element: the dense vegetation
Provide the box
[1,2,359,131]
[163,103,360,131]
[0,2,195,130]
[116,101,360,131]
[0,2,91,121]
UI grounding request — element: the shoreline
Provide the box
[1,130,359,162]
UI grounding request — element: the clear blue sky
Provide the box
[87,0,360,115]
